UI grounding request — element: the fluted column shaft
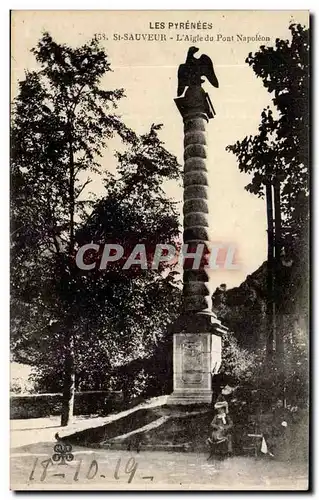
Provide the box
[183,112,212,313]
[175,86,215,316]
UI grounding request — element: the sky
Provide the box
[11,10,309,289]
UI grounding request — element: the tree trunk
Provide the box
[68,123,75,256]
[273,178,286,406]
[61,119,76,427]
[61,333,75,427]
[266,180,275,360]
[274,179,284,356]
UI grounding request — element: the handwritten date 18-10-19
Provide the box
[28,456,153,483]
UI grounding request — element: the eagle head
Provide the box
[189,46,199,55]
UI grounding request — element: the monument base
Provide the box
[166,389,213,405]
[167,312,227,405]
[61,396,215,452]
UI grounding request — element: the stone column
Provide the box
[168,85,227,405]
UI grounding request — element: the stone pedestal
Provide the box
[168,313,226,405]
[168,85,227,405]
[169,332,222,404]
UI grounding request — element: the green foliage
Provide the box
[247,336,308,409]
[220,330,257,383]
[226,25,309,314]
[11,33,182,404]
[227,23,309,202]
[11,32,133,365]
[225,24,309,409]
[213,275,308,408]
[213,272,267,348]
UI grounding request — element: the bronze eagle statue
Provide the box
[177,46,219,97]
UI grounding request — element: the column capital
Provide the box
[174,86,216,121]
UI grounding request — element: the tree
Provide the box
[65,123,182,399]
[212,271,267,350]
[12,123,182,401]
[226,24,309,363]
[11,33,182,423]
[212,275,308,410]
[11,32,134,425]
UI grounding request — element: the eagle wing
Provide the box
[198,54,219,88]
[177,63,188,96]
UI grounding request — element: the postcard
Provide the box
[10,10,309,490]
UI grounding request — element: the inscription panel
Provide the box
[173,333,211,391]
[181,340,203,384]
